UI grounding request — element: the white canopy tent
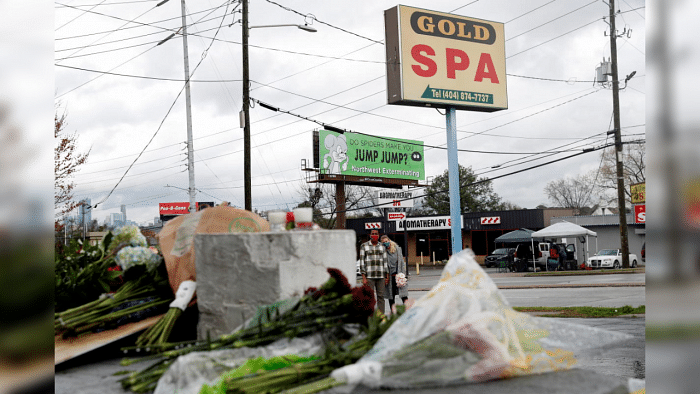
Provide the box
[530,221,598,271]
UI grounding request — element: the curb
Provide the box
[408,283,645,291]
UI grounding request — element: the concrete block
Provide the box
[194,230,356,339]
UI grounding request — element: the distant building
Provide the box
[121,204,127,222]
[110,212,125,227]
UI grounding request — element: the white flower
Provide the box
[109,225,147,253]
[396,272,407,288]
[116,246,162,272]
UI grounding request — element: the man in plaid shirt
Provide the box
[359,229,389,314]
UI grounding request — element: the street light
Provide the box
[241,0,316,211]
[249,24,317,33]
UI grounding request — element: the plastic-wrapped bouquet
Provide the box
[55,230,171,338]
[395,273,407,288]
[330,249,633,390]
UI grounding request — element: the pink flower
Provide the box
[395,272,407,288]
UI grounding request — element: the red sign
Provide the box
[388,212,406,221]
[480,216,501,225]
[159,202,196,215]
[634,205,645,224]
[365,222,382,230]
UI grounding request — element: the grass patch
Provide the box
[524,267,644,277]
[646,323,700,341]
[513,305,645,318]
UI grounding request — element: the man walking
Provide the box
[359,229,389,315]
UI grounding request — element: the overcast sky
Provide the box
[53,0,646,225]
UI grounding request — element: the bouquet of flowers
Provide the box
[198,306,406,394]
[55,226,172,338]
[120,268,378,393]
[395,272,407,288]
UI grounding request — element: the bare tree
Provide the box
[596,143,645,206]
[55,107,90,219]
[544,173,596,215]
[296,182,376,228]
[496,201,523,211]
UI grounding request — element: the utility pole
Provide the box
[607,0,630,268]
[242,0,252,211]
[180,0,196,213]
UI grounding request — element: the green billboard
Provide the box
[318,130,425,181]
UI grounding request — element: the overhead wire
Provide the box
[93,0,233,207]
[504,0,557,24]
[56,0,160,8]
[55,15,227,53]
[55,0,232,97]
[56,0,109,31]
[55,2,231,61]
[56,1,160,61]
[55,3,228,41]
[507,17,602,59]
[506,0,598,42]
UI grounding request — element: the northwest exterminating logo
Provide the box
[411,151,423,162]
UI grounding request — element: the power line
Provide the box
[56,0,161,8]
[449,1,479,13]
[507,17,602,59]
[56,0,109,31]
[56,63,242,82]
[55,2,231,61]
[251,97,592,155]
[55,15,227,52]
[457,89,601,141]
[56,45,157,98]
[56,2,160,61]
[55,1,232,96]
[505,0,557,24]
[55,3,228,40]
[506,0,598,42]
[93,2,231,207]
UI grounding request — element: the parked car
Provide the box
[485,248,514,268]
[587,249,639,269]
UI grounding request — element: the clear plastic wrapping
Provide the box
[332,249,632,389]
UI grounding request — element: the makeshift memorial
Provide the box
[142,207,270,349]
[120,268,377,393]
[329,249,633,390]
[54,244,172,338]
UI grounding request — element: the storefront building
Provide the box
[347,208,575,265]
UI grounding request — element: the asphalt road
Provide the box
[394,268,646,309]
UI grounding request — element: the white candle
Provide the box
[268,211,286,231]
[293,207,313,223]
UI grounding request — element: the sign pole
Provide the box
[446,106,463,254]
[403,207,408,261]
